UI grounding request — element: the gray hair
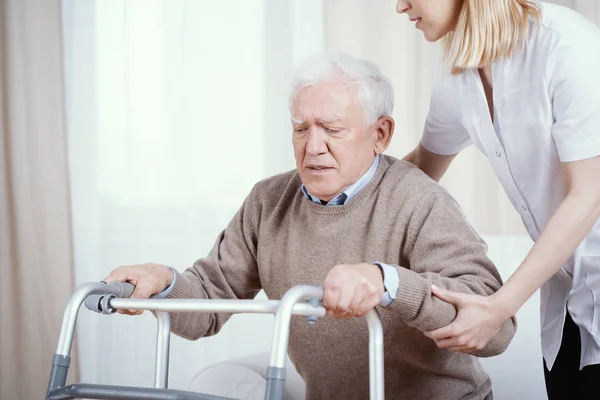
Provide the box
[288,52,395,126]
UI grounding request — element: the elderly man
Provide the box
[106,53,516,400]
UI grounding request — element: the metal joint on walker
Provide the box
[87,294,118,314]
[305,298,321,324]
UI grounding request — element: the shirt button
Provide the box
[522,206,528,212]
[496,151,502,157]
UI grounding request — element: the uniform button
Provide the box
[496,151,502,157]
[522,206,528,212]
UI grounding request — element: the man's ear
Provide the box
[373,116,394,154]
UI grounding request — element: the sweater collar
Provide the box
[301,155,380,206]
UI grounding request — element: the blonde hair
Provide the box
[442,0,541,75]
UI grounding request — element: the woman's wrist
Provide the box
[490,290,520,319]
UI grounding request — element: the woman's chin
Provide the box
[422,30,443,43]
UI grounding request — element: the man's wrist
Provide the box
[163,266,176,290]
[375,263,384,280]
[372,262,400,307]
[371,262,386,292]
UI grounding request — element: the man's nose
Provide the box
[305,128,328,156]
[396,0,411,14]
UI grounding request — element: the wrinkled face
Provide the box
[291,81,379,202]
[396,0,463,42]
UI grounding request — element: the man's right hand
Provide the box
[104,263,174,315]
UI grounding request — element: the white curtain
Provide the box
[62,0,324,390]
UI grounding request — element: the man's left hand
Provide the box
[322,263,384,319]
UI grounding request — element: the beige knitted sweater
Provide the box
[166,155,516,399]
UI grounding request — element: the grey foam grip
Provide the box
[104,281,135,298]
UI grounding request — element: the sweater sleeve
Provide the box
[386,190,516,357]
[163,186,262,341]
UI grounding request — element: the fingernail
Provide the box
[431,284,439,290]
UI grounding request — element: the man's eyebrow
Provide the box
[318,117,342,124]
[290,117,343,124]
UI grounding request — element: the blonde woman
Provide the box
[396,0,600,398]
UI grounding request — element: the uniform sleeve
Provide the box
[420,70,473,156]
[547,32,600,162]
